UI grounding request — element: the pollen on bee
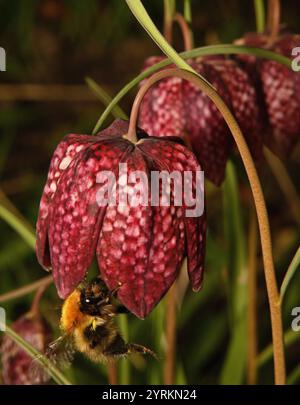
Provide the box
[60,289,84,335]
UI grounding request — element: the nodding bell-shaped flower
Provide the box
[139,56,263,186]
[36,119,206,318]
[236,32,300,157]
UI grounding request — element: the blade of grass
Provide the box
[254,0,266,33]
[148,299,165,384]
[0,324,71,385]
[0,190,35,249]
[287,364,300,385]
[183,0,194,47]
[257,328,300,367]
[163,0,176,43]
[176,362,187,384]
[118,315,130,384]
[280,246,300,303]
[85,77,128,120]
[220,161,247,385]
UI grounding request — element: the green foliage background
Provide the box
[0,0,300,385]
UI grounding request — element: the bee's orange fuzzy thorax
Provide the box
[60,289,86,335]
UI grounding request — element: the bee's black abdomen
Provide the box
[103,334,128,356]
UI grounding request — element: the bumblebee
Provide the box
[48,277,156,366]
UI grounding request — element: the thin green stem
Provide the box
[173,13,193,51]
[164,0,176,43]
[0,276,53,304]
[107,363,118,385]
[85,77,128,121]
[220,162,247,385]
[280,247,300,303]
[118,315,130,384]
[254,0,266,33]
[92,45,291,134]
[267,0,281,42]
[164,284,177,384]
[1,325,72,385]
[183,0,194,47]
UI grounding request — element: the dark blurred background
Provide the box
[0,0,300,385]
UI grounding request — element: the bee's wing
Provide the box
[29,334,75,384]
[46,335,76,369]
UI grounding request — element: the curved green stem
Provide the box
[92,45,291,134]
[173,13,193,51]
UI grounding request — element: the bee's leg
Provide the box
[127,343,158,360]
[103,334,129,357]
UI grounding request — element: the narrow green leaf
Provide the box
[220,161,247,385]
[0,202,35,250]
[253,0,266,33]
[176,362,187,384]
[125,0,198,74]
[118,315,130,384]
[288,364,300,385]
[148,300,165,384]
[280,246,300,303]
[164,0,176,26]
[93,44,291,133]
[257,328,300,367]
[85,77,128,120]
[1,324,72,385]
[183,0,192,23]
[183,0,194,47]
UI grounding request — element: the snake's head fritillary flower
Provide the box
[236,32,300,157]
[36,119,206,318]
[139,56,263,185]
